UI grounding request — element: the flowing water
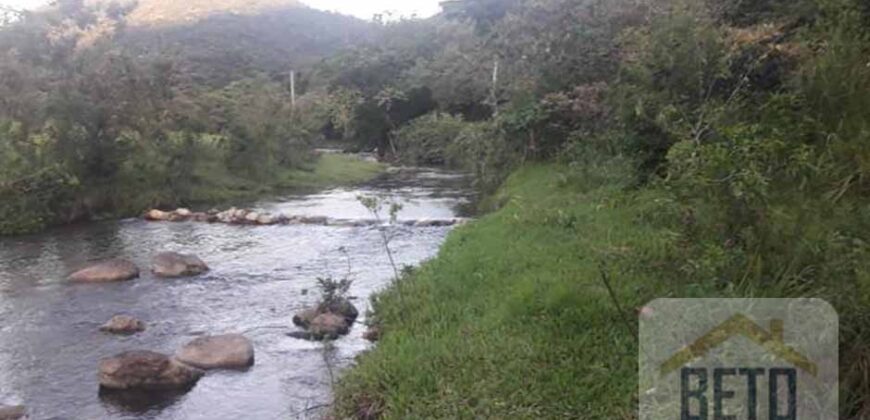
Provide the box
[0,165,470,420]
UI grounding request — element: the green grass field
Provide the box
[188,153,386,205]
[279,153,386,190]
[334,164,684,419]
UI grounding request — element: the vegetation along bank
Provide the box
[330,0,870,418]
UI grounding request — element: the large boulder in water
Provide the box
[290,298,359,340]
[292,307,320,328]
[100,315,146,335]
[175,334,254,370]
[319,298,359,324]
[69,259,139,283]
[0,405,26,420]
[151,252,209,278]
[309,313,350,340]
[98,351,203,391]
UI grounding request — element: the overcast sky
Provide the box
[0,0,443,20]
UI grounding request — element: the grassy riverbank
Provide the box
[335,160,870,418]
[187,153,386,204]
[335,164,666,418]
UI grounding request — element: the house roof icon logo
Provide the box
[659,313,818,377]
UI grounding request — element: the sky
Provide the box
[0,0,444,20]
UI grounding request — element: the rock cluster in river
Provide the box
[144,207,467,228]
[69,252,209,285]
[290,298,359,340]
[63,201,436,407]
[98,333,256,393]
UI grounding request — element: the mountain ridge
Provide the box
[86,0,309,27]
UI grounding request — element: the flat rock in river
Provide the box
[69,259,139,283]
[98,350,203,391]
[151,252,209,278]
[175,334,254,370]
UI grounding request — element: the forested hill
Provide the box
[91,0,305,27]
[89,0,374,87]
[0,0,374,235]
[119,7,373,87]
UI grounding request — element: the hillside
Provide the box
[88,0,304,27]
[104,0,375,87]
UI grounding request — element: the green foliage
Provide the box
[317,276,353,306]
[451,120,519,193]
[393,113,467,166]
[0,2,362,235]
[332,0,870,417]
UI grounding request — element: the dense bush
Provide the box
[394,113,466,166]
[610,0,870,414]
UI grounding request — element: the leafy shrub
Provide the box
[449,121,520,193]
[394,112,467,166]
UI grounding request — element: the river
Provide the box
[0,165,470,420]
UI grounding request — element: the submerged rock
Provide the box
[100,315,146,335]
[0,405,26,420]
[298,216,329,225]
[151,252,209,278]
[175,334,254,370]
[69,259,140,283]
[98,351,203,391]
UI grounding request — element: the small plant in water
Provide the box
[316,276,352,306]
[316,246,353,305]
[357,194,404,283]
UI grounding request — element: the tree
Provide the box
[326,88,363,140]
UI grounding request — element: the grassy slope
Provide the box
[187,153,385,205]
[336,164,679,419]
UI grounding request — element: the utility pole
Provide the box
[490,57,499,117]
[290,70,296,111]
